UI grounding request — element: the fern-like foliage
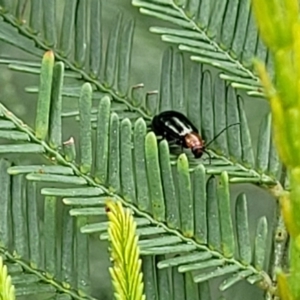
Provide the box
[0,0,285,299]
[0,50,276,298]
[132,0,274,99]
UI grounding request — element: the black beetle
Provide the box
[152,110,239,160]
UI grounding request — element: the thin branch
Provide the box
[266,165,289,300]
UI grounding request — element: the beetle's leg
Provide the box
[203,150,212,164]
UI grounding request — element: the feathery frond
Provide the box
[106,200,145,300]
[0,50,276,298]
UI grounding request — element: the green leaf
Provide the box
[268,133,281,178]
[42,0,56,46]
[59,0,77,56]
[14,282,56,296]
[238,97,255,167]
[11,175,28,258]
[213,76,228,154]
[157,252,212,269]
[173,268,185,300]
[159,140,180,229]
[159,47,173,111]
[184,272,199,300]
[254,217,268,271]
[26,181,42,267]
[81,218,150,234]
[63,197,108,206]
[89,0,103,77]
[0,144,44,153]
[145,132,165,221]
[178,259,225,273]
[26,173,87,185]
[0,159,11,247]
[134,1,184,19]
[142,256,157,300]
[193,165,207,244]
[226,87,241,161]
[108,113,120,191]
[207,1,227,38]
[201,71,214,142]
[41,187,103,197]
[104,13,122,87]
[187,63,202,131]
[141,244,197,255]
[61,205,74,285]
[256,113,271,173]
[139,7,190,28]
[44,196,57,274]
[133,118,151,212]
[157,255,171,300]
[120,118,136,203]
[117,19,134,96]
[74,0,87,67]
[207,176,221,252]
[230,0,251,58]
[235,193,252,265]
[219,269,253,291]
[194,264,240,283]
[7,165,74,175]
[70,208,106,216]
[198,281,211,300]
[220,0,239,49]
[139,236,182,248]
[76,217,90,293]
[0,130,29,141]
[95,96,111,184]
[247,274,263,284]
[163,36,215,51]
[0,120,16,129]
[171,51,185,112]
[35,51,54,140]
[198,0,211,28]
[49,62,64,149]
[217,172,235,258]
[177,154,194,237]
[79,83,93,173]
[150,27,204,40]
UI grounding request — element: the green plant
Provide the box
[0,256,15,300]
[252,0,300,299]
[106,200,145,300]
[0,0,288,299]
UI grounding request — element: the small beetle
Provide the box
[152,110,239,160]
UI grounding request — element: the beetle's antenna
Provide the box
[205,123,240,148]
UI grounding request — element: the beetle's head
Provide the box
[192,146,204,159]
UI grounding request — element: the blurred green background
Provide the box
[0,0,274,299]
